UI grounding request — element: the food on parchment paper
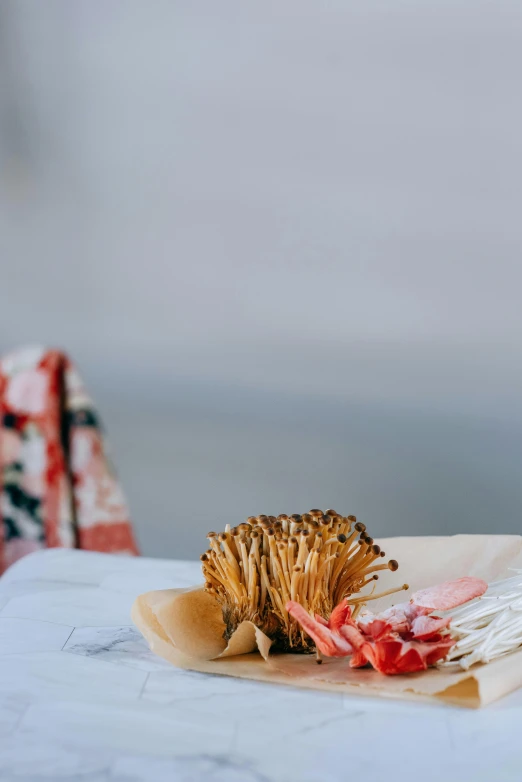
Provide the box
[200,510,407,652]
[443,573,522,670]
[287,576,487,674]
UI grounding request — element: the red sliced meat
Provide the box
[286,601,353,657]
[350,649,370,668]
[286,573,474,674]
[327,601,353,632]
[410,614,451,641]
[349,635,455,674]
[339,623,366,649]
[361,602,430,635]
[424,636,455,666]
[359,617,395,641]
[411,576,487,611]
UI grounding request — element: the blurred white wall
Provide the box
[1,1,522,557]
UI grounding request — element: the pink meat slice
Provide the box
[339,623,366,650]
[411,576,487,611]
[349,634,456,674]
[362,602,430,634]
[350,649,369,668]
[286,601,353,657]
[410,614,451,640]
[359,618,395,641]
[327,601,353,632]
[314,614,329,627]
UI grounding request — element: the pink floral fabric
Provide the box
[0,347,139,573]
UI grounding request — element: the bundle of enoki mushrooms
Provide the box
[200,510,407,652]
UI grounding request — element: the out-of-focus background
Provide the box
[1,1,522,559]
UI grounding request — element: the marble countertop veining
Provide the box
[0,551,521,782]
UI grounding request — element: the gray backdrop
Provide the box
[1,1,521,558]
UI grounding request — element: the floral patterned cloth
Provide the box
[0,347,139,573]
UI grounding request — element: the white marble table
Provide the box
[1,551,521,782]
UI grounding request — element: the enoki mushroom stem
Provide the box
[201,510,404,652]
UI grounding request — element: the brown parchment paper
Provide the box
[132,535,522,708]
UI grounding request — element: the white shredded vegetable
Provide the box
[442,571,522,670]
